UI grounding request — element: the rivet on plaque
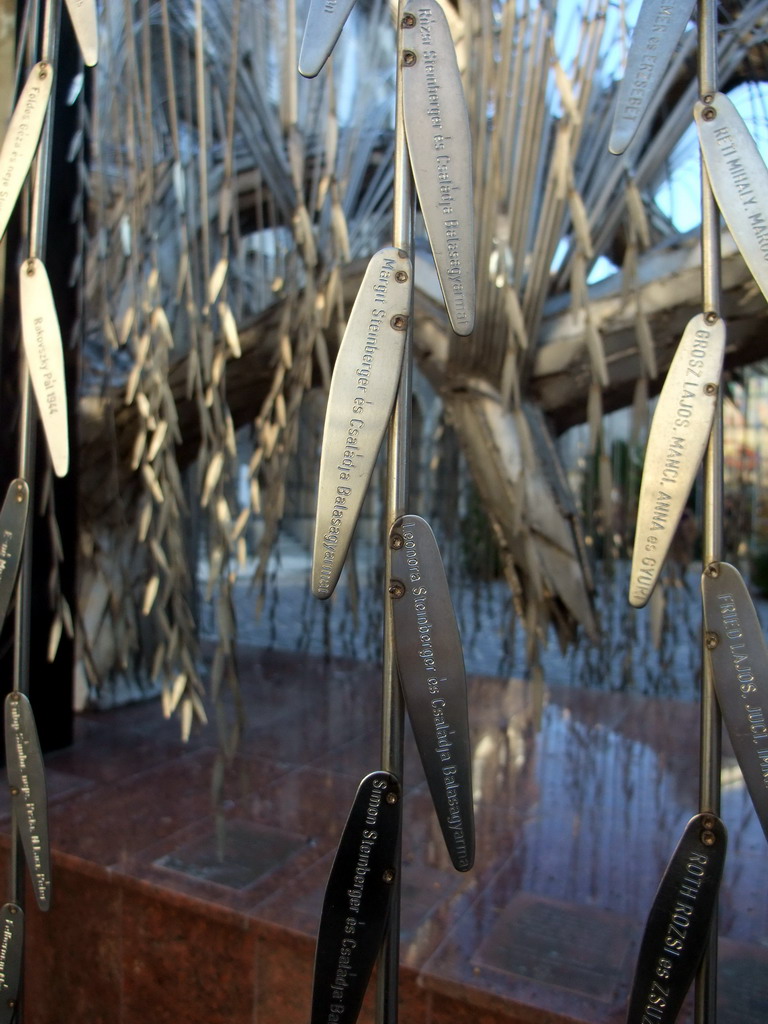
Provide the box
[401,0,475,336]
[629,313,725,608]
[311,247,412,599]
[390,514,474,871]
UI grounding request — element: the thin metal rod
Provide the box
[194,0,212,301]
[376,4,413,1021]
[28,0,59,258]
[696,0,722,1020]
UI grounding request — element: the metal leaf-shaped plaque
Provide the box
[19,258,69,478]
[311,771,402,1024]
[63,0,98,66]
[0,904,23,1024]
[0,62,54,243]
[312,247,411,599]
[402,0,475,336]
[626,813,726,1024]
[609,0,695,155]
[696,92,768,306]
[298,0,357,77]
[629,314,725,608]
[390,515,474,871]
[0,480,29,629]
[5,694,50,911]
[702,562,768,843]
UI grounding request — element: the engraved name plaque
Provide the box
[19,258,69,478]
[0,480,29,630]
[629,313,725,608]
[626,813,726,1024]
[390,515,474,871]
[609,0,695,155]
[702,562,768,844]
[311,771,402,1024]
[298,0,357,77]
[696,92,768,306]
[4,693,50,911]
[312,247,412,599]
[63,0,98,67]
[0,904,23,1024]
[0,63,54,243]
[402,0,475,336]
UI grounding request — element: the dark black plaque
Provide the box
[0,480,29,629]
[4,694,51,910]
[311,771,402,1024]
[390,515,474,871]
[0,904,23,1024]
[702,562,768,843]
[626,813,726,1024]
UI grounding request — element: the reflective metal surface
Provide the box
[63,0,98,66]
[0,903,23,1024]
[0,63,53,243]
[629,313,725,608]
[4,694,50,911]
[390,514,474,871]
[609,0,695,155]
[19,258,69,479]
[626,813,726,1024]
[401,0,475,336]
[298,0,357,77]
[18,655,768,1023]
[311,771,402,1024]
[696,92,768,306]
[0,480,29,630]
[312,247,412,599]
[702,562,768,844]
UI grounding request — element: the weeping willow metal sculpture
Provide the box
[2,0,768,1020]
[72,0,768,736]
